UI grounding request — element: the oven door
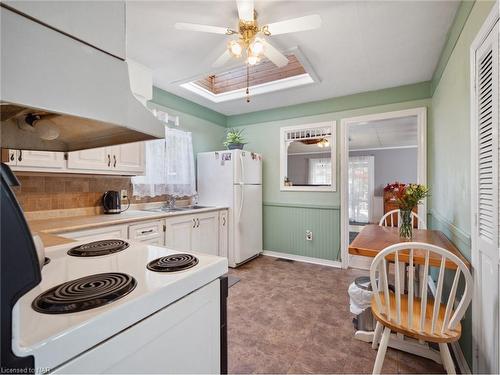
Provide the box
[52,280,221,374]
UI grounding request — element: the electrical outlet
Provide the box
[305,230,313,241]
[121,189,128,200]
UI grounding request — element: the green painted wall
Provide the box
[149,91,226,154]
[428,0,496,367]
[232,94,430,261]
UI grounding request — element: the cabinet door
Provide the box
[112,142,145,174]
[60,224,128,241]
[67,147,112,171]
[4,1,126,59]
[165,215,194,252]
[15,150,65,169]
[218,210,228,258]
[128,220,163,245]
[191,212,219,256]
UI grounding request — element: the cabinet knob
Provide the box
[196,218,200,228]
[222,216,226,226]
[10,152,14,161]
[18,150,22,162]
[113,155,117,168]
[107,154,111,167]
[192,218,196,228]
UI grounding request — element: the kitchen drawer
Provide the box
[128,220,163,244]
[60,224,128,241]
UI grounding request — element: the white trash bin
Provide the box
[348,276,375,331]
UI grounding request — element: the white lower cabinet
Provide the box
[164,215,196,252]
[128,220,163,245]
[165,211,222,256]
[57,209,226,256]
[218,210,228,258]
[191,212,219,256]
[61,224,128,242]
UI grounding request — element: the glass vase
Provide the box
[399,209,413,239]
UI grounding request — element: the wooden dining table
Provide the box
[348,224,470,364]
[349,224,470,269]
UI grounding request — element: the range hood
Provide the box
[0,5,165,152]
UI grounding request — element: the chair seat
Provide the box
[371,292,461,343]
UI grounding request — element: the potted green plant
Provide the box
[223,128,246,150]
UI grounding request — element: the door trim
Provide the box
[470,3,499,373]
[340,107,427,269]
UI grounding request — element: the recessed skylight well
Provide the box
[179,49,319,103]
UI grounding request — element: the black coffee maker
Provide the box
[102,191,130,214]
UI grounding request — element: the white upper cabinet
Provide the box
[7,150,65,170]
[67,147,113,172]
[113,143,145,173]
[3,1,126,59]
[67,143,145,175]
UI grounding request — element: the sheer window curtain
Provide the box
[308,158,332,185]
[132,127,196,198]
[348,155,374,223]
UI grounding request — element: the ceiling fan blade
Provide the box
[212,50,233,68]
[261,40,288,68]
[175,22,233,35]
[236,0,254,22]
[265,15,322,36]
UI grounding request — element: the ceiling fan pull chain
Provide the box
[246,63,250,103]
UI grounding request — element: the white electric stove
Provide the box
[12,239,228,374]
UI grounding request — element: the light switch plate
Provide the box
[121,189,128,200]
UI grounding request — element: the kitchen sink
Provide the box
[142,205,213,213]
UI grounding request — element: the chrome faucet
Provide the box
[167,196,176,209]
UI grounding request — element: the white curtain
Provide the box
[348,156,374,223]
[308,158,332,185]
[132,127,196,197]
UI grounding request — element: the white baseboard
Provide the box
[262,251,342,268]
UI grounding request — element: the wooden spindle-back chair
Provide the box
[379,209,427,229]
[369,242,473,374]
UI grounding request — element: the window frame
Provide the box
[280,121,337,192]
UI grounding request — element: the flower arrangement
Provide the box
[223,128,246,150]
[383,182,430,239]
[394,183,430,210]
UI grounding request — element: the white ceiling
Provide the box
[126,1,459,116]
[349,115,418,150]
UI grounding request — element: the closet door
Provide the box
[471,21,499,375]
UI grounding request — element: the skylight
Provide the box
[180,53,317,103]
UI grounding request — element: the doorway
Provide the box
[340,107,427,268]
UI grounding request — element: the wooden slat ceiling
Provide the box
[195,54,306,94]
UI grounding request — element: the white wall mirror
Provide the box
[280,122,336,192]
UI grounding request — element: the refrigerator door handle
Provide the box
[237,153,245,222]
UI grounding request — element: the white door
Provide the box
[68,147,112,171]
[164,215,194,252]
[233,150,262,184]
[471,21,499,375]
[191,212,219,256]
[233,184,262,265]
[113,142,145,174]
[14,150,65,169]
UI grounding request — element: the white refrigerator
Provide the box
[197,150,262,267]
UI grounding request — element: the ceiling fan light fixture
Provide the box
[247,54,259,65]
[250,38,264,55]
[228,40,243,57]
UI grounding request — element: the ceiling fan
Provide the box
[174,0,322,69]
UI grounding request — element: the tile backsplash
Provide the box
[12,173,169,212]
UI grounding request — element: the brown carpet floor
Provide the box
[227,255,446,374]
